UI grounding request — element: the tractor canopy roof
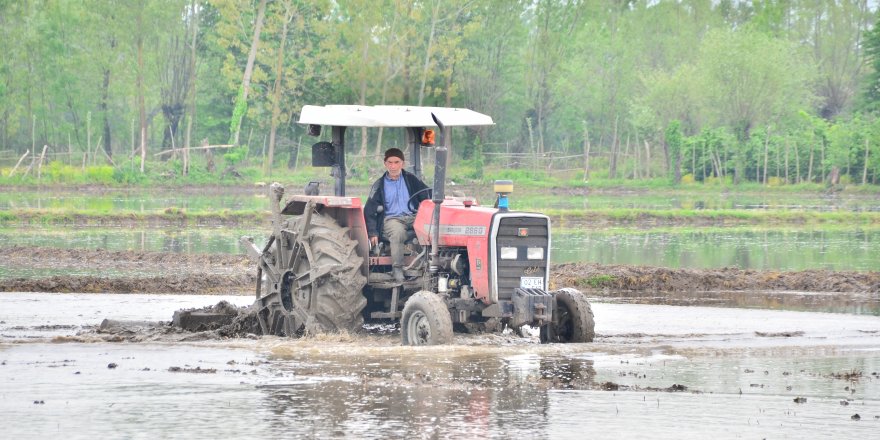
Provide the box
[298,105,494,128]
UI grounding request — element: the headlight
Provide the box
[527,247,544,260]
[500,246,517,260]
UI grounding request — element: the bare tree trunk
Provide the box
[136,3,147,173]
[762,128,770,185]
[582,121,591,181]
[183,0,198,177]
[37,145,47,180]
[9,150,29,177]
[863,137,870,185]
[784,137,789,183]
[266,1,294,176]
[417,1,440,106]
[357,35,370,158]
[644,140,651,179]
[808,133,815,182]
[690,134,695,179]
[232,0,268,146]
[633,126,641,179]
[101,58,113,159]
[609,114,619,179]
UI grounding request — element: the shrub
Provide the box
[44,161,78,182]
[85,165,115,183]
[223,145,249,167]
[767,176,785,187]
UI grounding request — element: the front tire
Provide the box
[401,291,453,345]
[540,288,595,343]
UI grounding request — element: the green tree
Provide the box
[695,27,815,183]
[860,9,880,113]
[665,120,683,183]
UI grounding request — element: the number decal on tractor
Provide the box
[424,225,487,236]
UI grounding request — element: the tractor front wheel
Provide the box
[401,291,453,345]
[540,288,595,343]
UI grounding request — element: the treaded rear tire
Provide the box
[401,291,453,345]
[289,212,367,334]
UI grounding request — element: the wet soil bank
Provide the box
[1,245,877,295]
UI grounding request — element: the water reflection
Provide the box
[595,290,880,316]
[554,228,880,271]
[257,352,594,438]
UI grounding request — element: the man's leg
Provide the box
[383,215,415,282]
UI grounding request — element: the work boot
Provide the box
[392,266,405,283]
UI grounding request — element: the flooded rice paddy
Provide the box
[1,226,876,272]
[2,293,879,438]
[3,186,880,212]
[2,186,878,437]
[3,188,879,271]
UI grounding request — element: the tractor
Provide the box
[240,105,594,345]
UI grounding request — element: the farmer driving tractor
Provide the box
[364,148,430,282]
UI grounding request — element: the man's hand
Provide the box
[370,236,379,247]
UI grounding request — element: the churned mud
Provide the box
[1,245,877,295]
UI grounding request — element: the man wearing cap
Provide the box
[364,148,430,282]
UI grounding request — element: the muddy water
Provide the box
[2,293,879,438]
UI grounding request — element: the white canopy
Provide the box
[298,105,494,128]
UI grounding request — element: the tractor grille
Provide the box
[494,216,549,301]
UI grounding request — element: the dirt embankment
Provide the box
[1,245,877,295]
[552,262,880,294]
[0,246,254,294]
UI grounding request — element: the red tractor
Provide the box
[241,105,594,345]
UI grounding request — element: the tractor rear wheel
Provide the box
[401,291,453,345]
[540,288,595,343]
[261,211,367,335]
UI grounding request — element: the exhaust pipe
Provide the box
[429,113,448,274]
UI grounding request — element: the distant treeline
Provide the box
[1,0,880,185]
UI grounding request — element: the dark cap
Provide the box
[384,148,405,162]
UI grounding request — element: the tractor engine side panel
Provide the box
[413,200,495,302]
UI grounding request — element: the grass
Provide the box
[547,208,880,226]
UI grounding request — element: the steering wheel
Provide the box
[407,187,432,212]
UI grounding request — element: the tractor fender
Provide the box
[281,194,370,277]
